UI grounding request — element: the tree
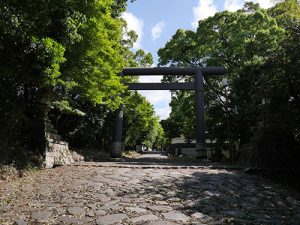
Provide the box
[0,0,128,156]
[158,2,285,153]
[47,2,156,152]
[252,0,300,139]
[111,0,137,18]
[123,92,165,150]
[1,0,126,108]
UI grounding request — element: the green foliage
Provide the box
[121,150,140,158]
[123,92,165,149]
[51,47,155,152]
[0,0,164,165]
[33,37,66,87]
[44,0,156,153]
[269,0,300,24]
[58,0,126,108]
[52,100,85,116]
[253,0,300,139]
[51,102,113,150]
[0,0,126,107]
[133,49,154,67]
[158,1,298,151]
[111,0,137,18]
[119,44,163,150]
[0,0,142,157]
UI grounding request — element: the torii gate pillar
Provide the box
[195,70,206,158]
[111,104,124,158]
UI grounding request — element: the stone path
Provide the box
[1,161,300,224]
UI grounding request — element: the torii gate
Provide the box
[112,67,226,159]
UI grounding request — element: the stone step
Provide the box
[49,140,69,147]
[44,152,54,168]
[47,142,69,151]
[48,138,68,146]
[45,132,61,141]
[46,128,58,134]
[50,128,58,134]
[45,122,54,129]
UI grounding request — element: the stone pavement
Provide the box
[1,161,300,225]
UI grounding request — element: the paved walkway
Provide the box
[1,159,300,224]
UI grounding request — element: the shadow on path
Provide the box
[115,167,300,224]
[1,156,300,224]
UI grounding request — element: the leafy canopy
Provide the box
[158,1,294,146]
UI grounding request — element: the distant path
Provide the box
[136,152,168,159]
[1,156,300,224]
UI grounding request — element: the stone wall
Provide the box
[43,122,84,168]
[236,128,300,169]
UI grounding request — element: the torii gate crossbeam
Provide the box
[112,67,226,159]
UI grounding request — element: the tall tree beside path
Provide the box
[0,0,133,161]
[158,1,299,158]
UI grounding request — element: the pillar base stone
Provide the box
[196,143,207,159]
[111,141,123,158]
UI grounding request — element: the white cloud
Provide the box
[224,0,276,13]
[137,74,171,119]
[139,75,162,83]
[138,90,171,120]
[151,21,166,41]
[121,12,144,49]
[224,0,243,11]
[254,0,275,9]
[138,90,170,108]
[191,0,217,29]
[155,106,172,120]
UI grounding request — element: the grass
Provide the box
[0,162,39,183]
[122,150,141,158]
[0,146,41,183]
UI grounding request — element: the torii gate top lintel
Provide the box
[120,67,226,91]
[121,66,226,76]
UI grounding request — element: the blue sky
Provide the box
[122,0,275,119]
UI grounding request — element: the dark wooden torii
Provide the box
[112,67,226,158]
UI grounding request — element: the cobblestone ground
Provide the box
[1,162,300,225]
